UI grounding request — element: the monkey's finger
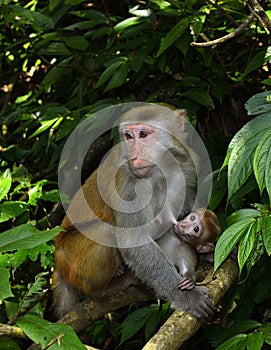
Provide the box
[178,278,195,290]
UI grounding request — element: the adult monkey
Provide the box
[54,103,213,320]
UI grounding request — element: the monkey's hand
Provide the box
[171,285,213,321]
[120,242,213,321]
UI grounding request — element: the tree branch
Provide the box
[0,323,27,339]
[58,285,153,335]
[246,0,271,32]
[191,14,254,47]
[142,258,238,350]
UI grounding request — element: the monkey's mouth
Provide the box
[133,165,152,177]
[173,226,189,242]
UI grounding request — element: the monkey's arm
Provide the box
[120,241,213,320]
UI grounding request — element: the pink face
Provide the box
[173,212,203,243]
[121,124,156,177]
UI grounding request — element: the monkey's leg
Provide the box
[52,270,80,318]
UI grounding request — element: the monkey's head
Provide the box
[174,208,221,251]
[118,105,187,177]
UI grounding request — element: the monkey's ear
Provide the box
[197,242,215,253]
[175,109,186,131]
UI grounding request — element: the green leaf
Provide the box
[120,306,153,345]
[237,222,256,274]
[104,61,129,92]
[262,322,271,345]
[144,308,161,340]
[29,118,59,138]
[182,89,214,108]
[49,0,61,11]
[114,17,144,33]
[0,337,20,349]
[264,143,271,203]
[2,5,54,30]
[0,169,12,201]
[247,332,264,350]
[226,114,271,199]
[262,215,271,255]
[245,228,265,276]
[0,201,28,223]
[70,9,108,22]
[227,209,259,226]
[216,334,247,350]
[120,21,151,39]
[157,17,190,56]
[206,319,261,348]
[17,314,85,349]
[245,91,271,115]
[253,131,271,194]
[64,36,89,51]
[0,224,61,252]
[38,42,71,56]
[244,50,267,76]
[214,219,254,271]
[96,61,124,88]
[41,190,60,202]
[190,14,206,40]
[28,179,49,205]
[0,267,14,299]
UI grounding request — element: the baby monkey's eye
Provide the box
[190,215,196,221]
[193,226,199,233]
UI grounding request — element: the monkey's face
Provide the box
[173,212,203,245]
[121,124,157,177]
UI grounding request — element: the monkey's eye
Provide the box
[139,130,148,138]
[193,226,199,233]
[124,132,133,140]
[190,215,196,221]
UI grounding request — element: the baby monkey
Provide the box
[115,209,220,291]
[157,208,221,290]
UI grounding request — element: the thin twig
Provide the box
[207,0,239,26]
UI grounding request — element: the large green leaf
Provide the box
[64,35,89,50]
[182,89,214,108]
[214,218,254,271]
[246,332,264,350]
[0,225,61,252]
[227,208,259,226]
[114,17,144,33]
[216,334,247,350]
[17,314,85,349]
[0,267,14,300]
[237,221,256,274]
[157,17,190,57]
[95,59,126,88]
[243,50,270,76]
[245,91,271,115]
[262,215,271,255]
[262,322,271,345]
[265,143,271,203]
[224,114,271,200]
[253,131,271,194]
[119,306,153,345]
[0,201,28,223]
[104,61,129,92]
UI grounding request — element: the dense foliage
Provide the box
[0,0,271,349]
